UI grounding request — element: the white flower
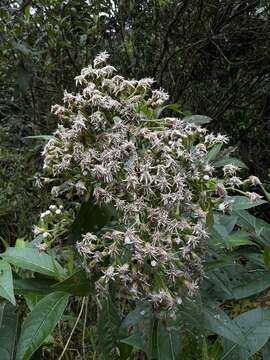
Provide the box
[223,164,240,176]
[247,192,263,203]
[151,260,157,267]
[93,51,110,68]
[42,232,50,239]
[248,176,261,186]
[32,225,41,235]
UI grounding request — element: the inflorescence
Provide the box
[39,51,261,309]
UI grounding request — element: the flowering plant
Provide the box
[40,52,262,310]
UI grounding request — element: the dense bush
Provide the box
[1,1,270,359]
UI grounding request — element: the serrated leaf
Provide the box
[1,248,65,278]
[0,303,19,360]
[16,291,69,360]
[0,260,15,305]
[156,321,181,360]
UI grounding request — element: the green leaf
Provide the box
[222,308,270,359]
[231,196,266,210]
[260,184,270,202]
[0,303,19,360]
[214,158,247,169]
[232,273,270,299]
[156,103,182,118]
[120,303,154,358]
[14,277,56,296]
[0,260,15,305]
[156,321,181,360]
[71,201,116,242]
[207,144,223,162]
[98,298,121,359]
[16,291,69,360]
[24,294,44,311]
[1,248,65,278]
[183,114,212,125]
[227,232,254,248]
[51,270,93,296]
[203,307,245,345]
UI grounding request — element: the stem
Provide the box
[58,297,86,360]
[82,297,89,359]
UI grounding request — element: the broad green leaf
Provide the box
[71,201,116,242]
[51,270,93,296]
[203,307,245,345]
[0,303,19,360]
[227,232,254,248]
[1,248,65,278]
[183,114,212,125]
[234,210,257,230]
[211,222,230,248]
[120,302,154,357]
[98,298,121,359]
[222,308,270,359]
[231,196,266,210]
[214,158,247,169]
[0,260,15,305]
[156,321,181,360]
[16,291,69,360]
[24,294,44,311]
[218,214,238,233]
[14,277,56,295]
[207,143,223,162]
[156,103,181,118]
[232,273,270,299]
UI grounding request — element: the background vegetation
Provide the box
[1,1,270,359]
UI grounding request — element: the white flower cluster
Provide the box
[33,204,75,244]
[42,52,261,309]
